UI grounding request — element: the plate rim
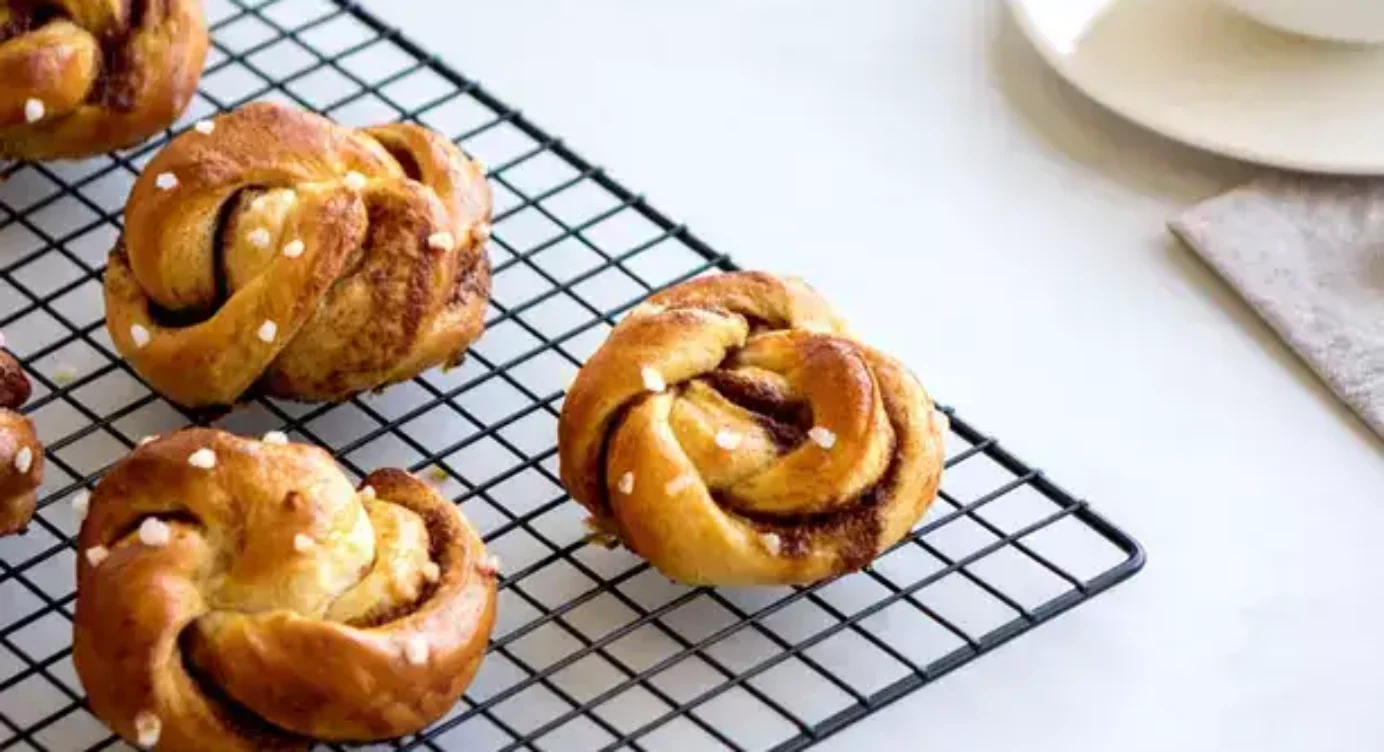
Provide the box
[1006,0,1384,175]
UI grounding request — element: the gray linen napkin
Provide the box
[1171,175,1384,438]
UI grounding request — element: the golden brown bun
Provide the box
[104,102,493,408]
[0,349,31,408]
[558,272,947,586]
[0,350,41,536]
[0,0,207,160]
[73,428,498,751]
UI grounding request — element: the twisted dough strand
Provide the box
[0,0,207,160]
[559,272,946,585]
[0,349,41,536]
[104,102,492,407]
[73,428,497,751]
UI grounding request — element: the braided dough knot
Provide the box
[559,272,946,585]
[0,350,41,536]
[73,429,497,751]
[104,102,493,407]
[0,0,207,159]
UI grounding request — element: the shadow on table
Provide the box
[988,0,1382,452]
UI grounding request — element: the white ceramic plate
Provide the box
[1009,0,1384,174]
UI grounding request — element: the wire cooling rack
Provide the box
[0,1,1146,750]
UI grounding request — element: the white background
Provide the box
[371,1,1384,750]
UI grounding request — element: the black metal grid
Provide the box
[0,0,1146,749]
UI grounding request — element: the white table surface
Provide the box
[371,1,1384,749]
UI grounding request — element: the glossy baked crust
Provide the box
[0,350,41,536]
[72,428,498,751]
[558,271,947,586]
[104,102,493,408]
[0,0,208,160]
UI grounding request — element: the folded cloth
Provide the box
[1171,175,1384,439]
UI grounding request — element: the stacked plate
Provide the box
[1010,0,1384,174]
